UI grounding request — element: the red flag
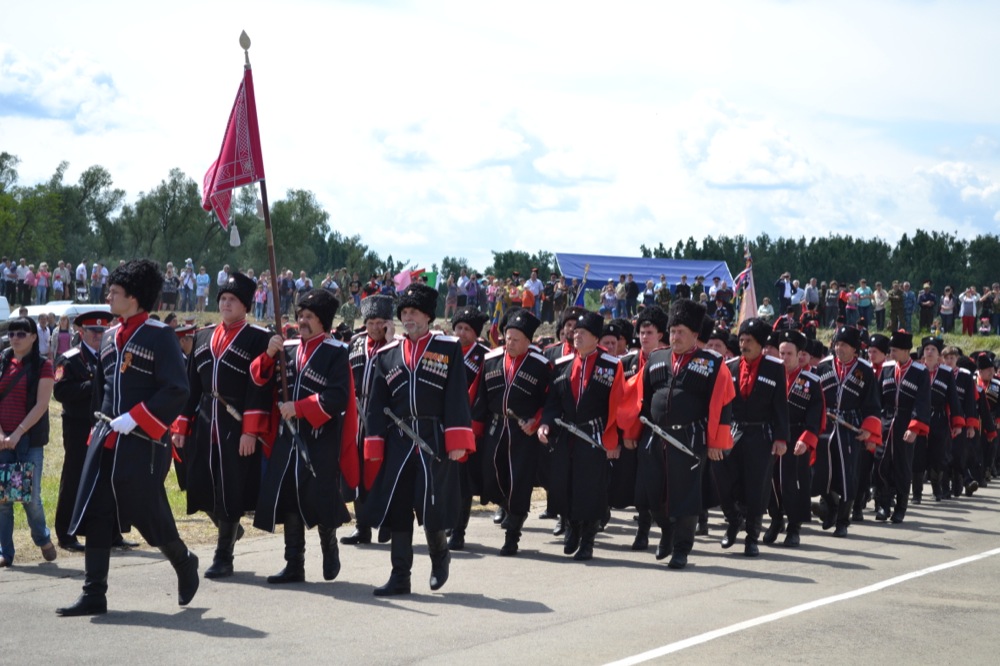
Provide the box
[202,66,266,230]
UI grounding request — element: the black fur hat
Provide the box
[360,294,394,322]
[635,305,668,334]
[738,317,771,347]
[396,283,439,321]
[698,315,715,344]
[775,329,807,351]
[832,326,862,350]
[503,308,540,340]
[868,334,890,355]
[806,338,827,359]
[726,334,741,358]
[576,311,604,339]
[452,306,490,337]
[668,298,706,333]
[607,318,634,342]
[109,259,163,313]
[889,330,913,350]
[297,289,340,332]
[217,271,256,312]
[920,336,943,353]
[557,306,588,339]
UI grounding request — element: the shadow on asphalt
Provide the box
[681,562,817,583]
[393,592,553,614]
[755,550,872,570]
[893,520,998,536]
[792,543,898,560]
[91,607,267,638]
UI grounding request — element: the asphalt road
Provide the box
[3,486,999,665]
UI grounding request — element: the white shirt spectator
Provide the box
[217,268,229,287]
[524,276,543,297]
[76,262,88,284]
[37,325,50,357]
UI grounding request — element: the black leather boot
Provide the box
[318,525,341,581]
[650,509,673,560]
[500,513,526,556]
[668,516,697,569]
[267,513,306,584]
[449,496,472,550]
[783,522,801,547]
[553,516,567,537]
[373,531,412,596]
[695,511,709,536]
[720,519,740,549]
[341,500,372,545]
[930,471,943,501]
[563,521,582,555]
[631,511,651,551]
[160,540,200,605]
[573,520,600,561]
[56,547,110,616]
[762,515,785,544]
[744,515,762,557]
[912,478,923,505]
[426,530,451,591]
[833,501,851,537]
[891,492,908,524]
[204,520,240,579]
[492,506,506,525]
[821,494,838,530]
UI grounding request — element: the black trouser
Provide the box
[875,434,915,504]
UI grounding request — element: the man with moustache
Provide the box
[250,289,359,584]
[622,299,734,569]
[341,294,395,546]
[765,329,822,547]
[538,311,624,562]
[813,326,882,537]
[873,331,929,523]
[171,272,272,579]
[363,284,474,596]
[473,308,550,556]
[715,318,789,557]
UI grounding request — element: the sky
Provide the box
[2,0,1000,273]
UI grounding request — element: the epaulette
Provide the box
[379,339,401,352]
[556,353,574,365]
[601,352,619,364]
[883,360,898,368]
[857,357,873,368]
[435,334,459,343]
[801,369,820,382]
[702,348,723,359]
[958,367,972,376]
[59,348,81,362]
[940,363,953,372]
[485,347,504,360]
[145,319,168,329]
[249,324,269,333]
[912,361,927,371]
[530,351,550,365]
[622,350,638,361]
[764,355,783,365]
[323,338,348,349]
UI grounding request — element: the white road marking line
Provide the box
[605,546,1000,666]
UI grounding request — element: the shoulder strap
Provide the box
[0,365,29,402]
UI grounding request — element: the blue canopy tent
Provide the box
[553,252,734,296]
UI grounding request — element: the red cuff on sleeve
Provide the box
[861,415,883,445]
[709,423,733,450]
[294,394,332,430]
[170,416,192,437]
[472,420,485,439]
[364,436,385,461]
[908,419,930,437]
[242,410,270,437]
[445,427,476,454]
[966,417,981,429]
[989,431,998,442]
[250,352,276,386]
[129,402,168,440]
[950,415,966,429]
[798,430,819,450]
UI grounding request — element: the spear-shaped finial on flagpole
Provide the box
[240,30,252,67]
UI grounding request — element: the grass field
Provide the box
[10,312,1000,563]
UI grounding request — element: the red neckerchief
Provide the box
[115,312,149,350]
[895,359,911,387]
[367,335,386,357]
[873,362,883,377]
[505,350,527,384]
[211,318,246,357]
[672,349,694,376]
[562,340,574,357]
[834,356,857,383]
[739,354,763,400]
[571,347,600,405]
[403,332,433,370]
[296,333,326,370]
[785,366,802,398]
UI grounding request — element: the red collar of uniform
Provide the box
[367,335,387,355]
[300,333,326,356]
[742,354,763,374]
[221,317,246,332]
[211,318,247,356]
[115,311,149,348]
[403,331,433,368]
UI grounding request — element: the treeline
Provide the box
[642,231,1000,292]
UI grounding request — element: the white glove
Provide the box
[110,413,138,435]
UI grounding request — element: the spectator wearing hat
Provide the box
[812,326,882,538]
[873,331,929,523]
[472,308,549,556]
[171,273,272,580]
[251,288,359,585]
[621,298,735,569]
[342,294,396,547]
[362,284,474,596]
[58,260,195,616]
[715,318,789,557]
[447,306,491,550]
[767,329,822,547]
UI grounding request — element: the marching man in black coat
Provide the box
[363,284,475,596]
[715,318,789,557]
[250,289,359,584]
[875,331,930,523]
[171,272,272,579]
[58,260,194,616]
[537,311,624,562]
[472,308,550,556]
[342,294,395,546]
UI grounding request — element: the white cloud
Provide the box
[919,161,1000,224]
